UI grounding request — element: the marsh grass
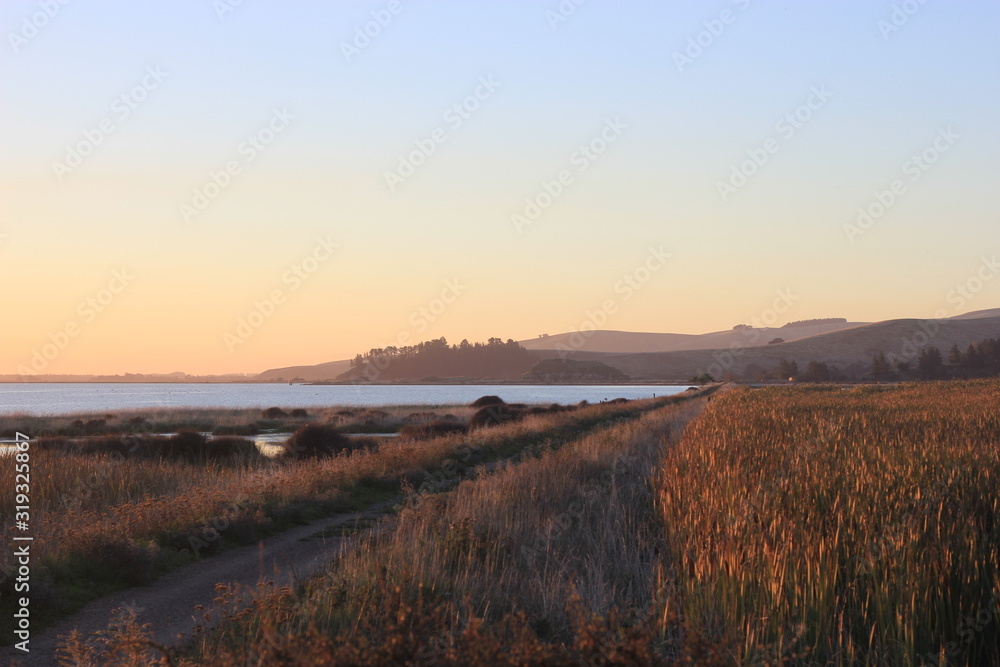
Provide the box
[656,381,1000,665]
[1,395,702,641]
[45,382,1000,665]
[0,404,473,439]
[161,393,719,665]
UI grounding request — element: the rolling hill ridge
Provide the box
[256,310,1000,382]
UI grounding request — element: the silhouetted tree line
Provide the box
[739,336,1000,383]
[731,358,841,383]
[524,358,627,382]
[348,337,534,380]
[745,358,834,382]
[871,337,1000,381]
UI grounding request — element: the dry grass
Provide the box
[656,381,1000,665]
[44,381,1000,665]
[0,404,474,439]
[341,402,703,629]
[0,395,697,639]
[147,395,719,665]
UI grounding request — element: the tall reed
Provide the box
[657,382,1000,665]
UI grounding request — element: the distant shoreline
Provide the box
[0,380,697,386]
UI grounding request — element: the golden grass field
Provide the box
[657,382,1000,665]
[5,381,1000,665]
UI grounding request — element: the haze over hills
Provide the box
[256,319,867,381]
[519,320,865,355]
[253,309,1000,382]
[9,311,994,384]
[256,360,353,383]
[949,308,1000,320]
[582,315,1000,382]
[0,372,256,383]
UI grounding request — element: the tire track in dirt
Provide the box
[3,501,396,666]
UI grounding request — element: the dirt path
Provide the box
[3,392,723,666]
[3,501,396,666]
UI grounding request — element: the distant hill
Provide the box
[0,372,256,383]
[256,360,353,382]
[519,320,864,355]
[523,358,628,382]
[254,308,999,382]
[572,316,1000,381]
[949,308,1000,320]
[337,338,533,381]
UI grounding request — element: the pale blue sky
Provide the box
[1,1,998,374]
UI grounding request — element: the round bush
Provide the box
[168,430,209,460]
[282,424,353,459]
[207,436,262,462]
[470,395,505,408]
[469,404,525,429]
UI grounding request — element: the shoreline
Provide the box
[0,380,697,385]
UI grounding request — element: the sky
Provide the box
[1,0,998,376]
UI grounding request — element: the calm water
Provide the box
[0,383,690,416]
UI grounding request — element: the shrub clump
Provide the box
[282,424,362,459]
[469,404,525,429]
[262,407,288,419]
[470,395,505,408]
[163,430,210,460]
[205,436,262,462]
